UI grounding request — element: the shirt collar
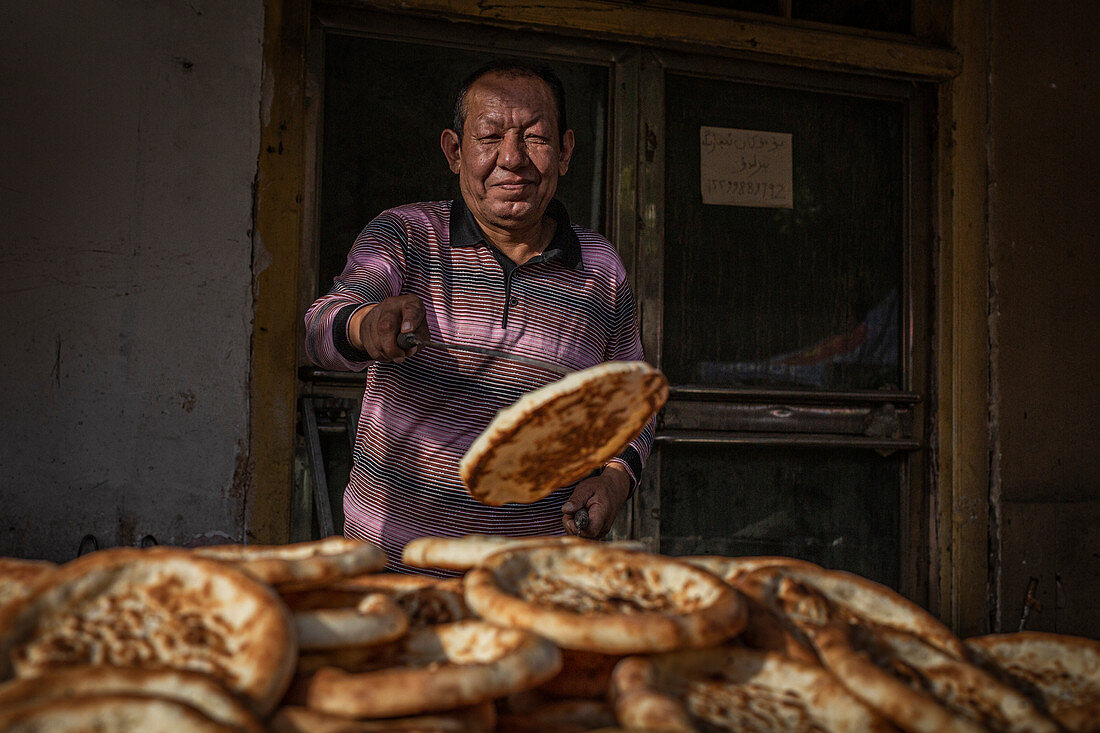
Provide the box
[448,196,583,270]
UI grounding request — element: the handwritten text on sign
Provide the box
[700,126,793,208]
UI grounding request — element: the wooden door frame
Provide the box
[249,0,990,636]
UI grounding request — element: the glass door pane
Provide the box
[662,73,904,392]
[644,58,928,594]
[660,443,903,587]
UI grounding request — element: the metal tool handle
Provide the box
[394,332,570,375]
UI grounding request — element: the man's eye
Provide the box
[525,135,549,144]
[477,135,502,142]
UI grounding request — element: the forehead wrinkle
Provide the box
[467,107,551,138]
[464,76,559,135]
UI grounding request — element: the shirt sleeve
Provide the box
[303,211,409,372]
[604,268,654,497]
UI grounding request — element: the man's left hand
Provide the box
[561,462,632,538]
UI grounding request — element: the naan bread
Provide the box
[402,535,589,571]
[460,360,668,506]
[464,544,745,654]
[289,620,561,719]
[0,693,240,733]
[682,554,823,586]
[967,631,1100,733]
[683,556,823,664]
[331,573,473,626]
[293,592,408,650]
[0,665,263,732]
[0,547,297,716]
[0,558,55,615]
[194,536,386,591]
[760,577,1058,733]
[270,702,497,733]
[812,621,1059,733]
[738,563,967,659]
[611,645,897,732]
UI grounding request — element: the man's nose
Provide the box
[498,132,529,169]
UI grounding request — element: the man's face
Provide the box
[441,72,575,234]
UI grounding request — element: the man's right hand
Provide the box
[348,294,429,362]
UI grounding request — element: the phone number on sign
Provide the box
[705,179,787,200]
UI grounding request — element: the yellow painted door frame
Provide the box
[249,0,990,635]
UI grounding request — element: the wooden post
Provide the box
[247,0,310,544]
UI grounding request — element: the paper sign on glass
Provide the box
[700,126,793,208]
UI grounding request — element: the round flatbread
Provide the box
[0,666,263,732]
[402,534,592,571]
[611,645,897,733]
[0,547,297,716]
[966,631,1100,733]
[289,620,561,719]
[464,544,746,654]
[270,702,496,733]
[294,593,408,650]
[682,556,825,664]
[331,573,473,626]
[738,563,967,659]
[812,621,1060,733]
[748,575,1059,732]
[460,360,668,506]
[194,536,386,591]
[0,558,56,615]
[284,574,471,629]
[682,554,823,586]
[0,694,240,733]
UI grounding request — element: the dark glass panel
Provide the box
[792,0,912,34]
[663,73,904,391]
[659,443,901,588]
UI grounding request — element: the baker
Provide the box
[303,59,653,572]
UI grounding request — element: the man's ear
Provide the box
[441,129,462,174]
[558,129,575,175]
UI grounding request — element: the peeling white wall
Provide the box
[0,1,266,560]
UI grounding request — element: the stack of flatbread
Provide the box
[401,534,750,731]
[638,557,1069,733]
[2,536,1099,732]
[0,536,559,732]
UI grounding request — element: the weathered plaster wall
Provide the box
[991,1,1100,636]
[0,1,265,560]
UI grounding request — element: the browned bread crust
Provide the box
[460,361,668,506]
[194,536,386,591]
[288,620,561,719]
[0,547,297,716]
[464,544,746,654]
[270,702,497,733]
[0,665,263,732]
[967,631,1100,733]
[0,693,242,732]
[611,645,897,732]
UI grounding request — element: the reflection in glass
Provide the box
[663,74,904,391]
[659,444,901,588]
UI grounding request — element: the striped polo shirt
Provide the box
[304,197,653,573]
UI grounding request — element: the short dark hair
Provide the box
[452,59,569,144]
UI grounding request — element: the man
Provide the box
[304,60,653,571]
